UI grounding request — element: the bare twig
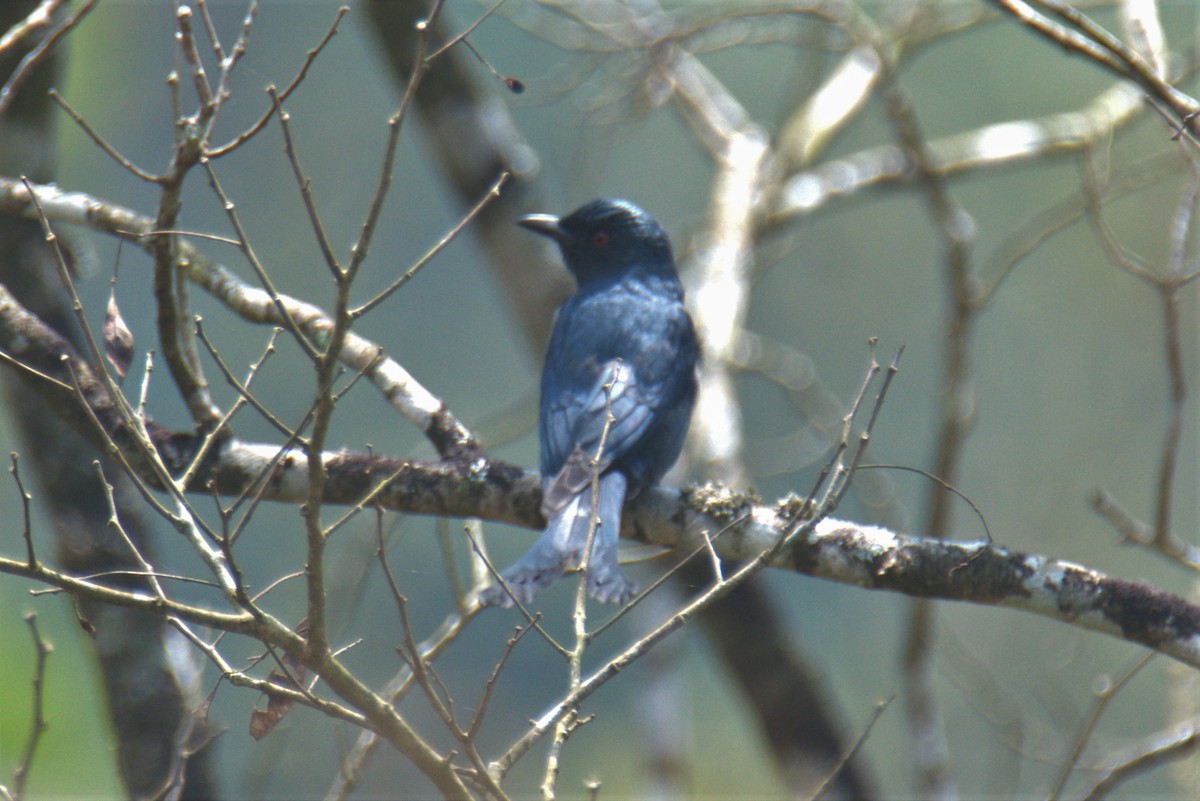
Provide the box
[1047,652,1155,801]
[345,4,445,287]
[381,520,508,800]
[48,90,160,183]
[269,85,342,279]
[426,0,509,62]
[18,181,232,581]
[986,0,1200,136]
[199,0,259,141]
[463,524,569,656]
[810,696,894,801]
[0,0,95,118]
[1079,720,1199,801]
[352,171,510,318]
[9,454,35,568]
[201,159,320,361]
[541,363,622,801]
[7,612,52,801]
[207,5,350,158]
[0,0,62,57]
[1,178,483,457]
[193,0,226,62]
[1091,491,1200,572]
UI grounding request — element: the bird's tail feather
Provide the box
[479,471,636,607]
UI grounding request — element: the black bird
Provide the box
[480,199,699,607]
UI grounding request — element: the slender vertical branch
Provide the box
[10,453,35,568]
[9,612,52,801]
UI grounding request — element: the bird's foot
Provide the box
[586,565,637,605]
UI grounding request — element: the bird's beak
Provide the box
[517,213,568,243]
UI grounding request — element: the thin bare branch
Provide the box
[0,0,95,118]
[352,171,510,318]
[7,612,52,801]
[207,5,350,158]
[0,0,63,57]
[48,90,160,183]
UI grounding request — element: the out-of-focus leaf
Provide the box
[249,619,308,739]
[249,668,299,740]
[102,290,134,382]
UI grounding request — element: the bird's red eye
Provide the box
[591,230,609,248]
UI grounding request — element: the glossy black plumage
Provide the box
[480,199,699,607]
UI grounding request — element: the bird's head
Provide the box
[518,198,675,285]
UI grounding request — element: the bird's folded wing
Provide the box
[542,359,657,512]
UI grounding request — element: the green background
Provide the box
[1,1,1197,798]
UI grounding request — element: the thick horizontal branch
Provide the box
[10,427,1200,675]
[0,204,1197,675]
[624,489,1200,671]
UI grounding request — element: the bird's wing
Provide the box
[541,358,658,514]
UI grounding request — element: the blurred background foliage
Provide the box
[0,1,1196,799]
